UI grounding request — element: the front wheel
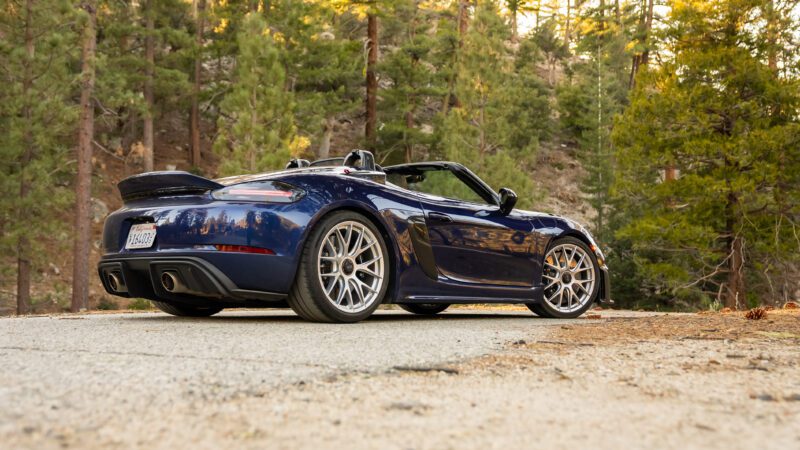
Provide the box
[398,303,450,315]
[152,301,222,317]
[289,211,390,323]
[527,237,600,319]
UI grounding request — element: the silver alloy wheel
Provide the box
[317,221,385,313]
[542,243,596,313]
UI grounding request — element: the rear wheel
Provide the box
[527,237,599,319]
[398,303,450,315]
[289,211,389,323]
[152,301,222,317]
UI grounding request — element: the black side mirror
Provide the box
[498,188,517,215]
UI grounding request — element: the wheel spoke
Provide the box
[350,230,364,256]
[349,279,365,305]
[334,277,346,304]
[356,267,382,280]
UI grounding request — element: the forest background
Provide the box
[2,0,799,315]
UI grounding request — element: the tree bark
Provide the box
[317,116,334,159]
[629,0,653,89]
[458,0,469,36]
[564,0,571,48]
[766,0,778,72]
[640,0,654,65]
[17,0,35,315]
[143,4,155,172]
[510,8,518,43]
[365,13,378,150]
[404,108,414,163]
[71,1,97,313]
[725,192,746,310]
[189,0,205,167]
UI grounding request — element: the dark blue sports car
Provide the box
[99,150,610,322]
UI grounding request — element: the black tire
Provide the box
[527,236,600,319]
[288,211,390,323]
[398,303,450,315]
[152,301,222,317]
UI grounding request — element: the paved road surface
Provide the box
[0,309,575,448]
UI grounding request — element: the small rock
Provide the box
[750,393,776,402]
[784,394,800,402]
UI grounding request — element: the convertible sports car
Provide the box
[98,150,610,322]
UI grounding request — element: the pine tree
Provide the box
[271,0,362,159]
[71,0,98,313]
[440,0,535,208]
[214,13,295,176]
[612,0,800,309]
[378,1,444,164]
[0,0,76,314]
[557,3,630,241]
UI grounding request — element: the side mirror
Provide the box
[498,188,517,215]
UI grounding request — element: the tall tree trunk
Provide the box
[365,13,378,150]
[725,193,746,310]
[317,116,334,159]
[143,5,155,172]
[458,0,469,36]
[404,108,414,163]
[443,1,470,114]
[564,0,571,48]
[71,1,97,313]
[510,8,518,42]
[766,0,778,72]
[17,0,35,315]
[640,0,654,65]
[190,0,205,167]
[629,0,653,89]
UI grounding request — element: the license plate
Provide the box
[125,223,157,249]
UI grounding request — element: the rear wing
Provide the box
[118,171,223,202]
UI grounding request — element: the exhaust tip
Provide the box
[107,272,122,293]
[161,272,178,292]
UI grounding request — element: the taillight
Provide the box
[214,245,275,255]
[212,181,305,203]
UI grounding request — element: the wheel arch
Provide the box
[551,230,607,304]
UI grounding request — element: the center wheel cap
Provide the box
[342,259,355,276]
[561,273,572,283]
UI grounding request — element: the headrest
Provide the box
[343,150,376,171]
[285,159,311,169]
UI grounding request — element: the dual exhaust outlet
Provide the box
[105,270,191,295]
[105,267,213,297]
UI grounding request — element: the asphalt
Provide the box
[0,309,583,446]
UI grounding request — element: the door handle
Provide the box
[428,212,453,223]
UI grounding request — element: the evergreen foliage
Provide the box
[3,0,800,313]
[612,0,800,308]
[214,13,295,176]
[0,0,76,311]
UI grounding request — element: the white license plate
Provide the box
[125,223,157,249]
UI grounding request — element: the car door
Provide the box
[419,197,538,287]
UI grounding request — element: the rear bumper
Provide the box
[98,254,288,304]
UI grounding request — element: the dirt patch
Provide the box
[552,309,800,344]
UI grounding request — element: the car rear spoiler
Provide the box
[118,171,223,202]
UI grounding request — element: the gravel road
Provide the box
[1,309,797,449]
